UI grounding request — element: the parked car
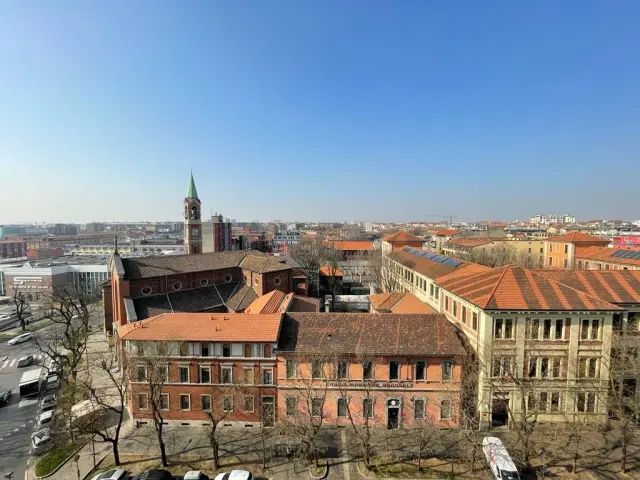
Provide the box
[90,469,128,480]
[17,355,34,367]
[48,360,61,375]
[184,472,210,480]
[130,470,174,480]
[44,374,60,391]
[0,389,12,406]
[41,393,57,411]
[7,332,32,345]
[213,472,253,480]
[482,436,520,480]
[36,410,55,429]
[31,428,54,455]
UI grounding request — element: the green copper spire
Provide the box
[186,171,199,199]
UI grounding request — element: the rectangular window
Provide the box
[200,366,211,384]
[312,360,323,379]
[552,358,562,378]
[363,398,373,418]
[494,319,503,338]
[453,301,458,317]
[137,393,149,410]
[222,344,231,357]
[563,258,568,268]
[435,286,440,300]
[263,368,274,385]
[445,296,449,311]
[462,306,467,323]
[311,398,323,417]
[541,358,549,378]
[539,392,548,412]
[201,395,211,412]
[531,319,540,339]
[564,244,568,254]
[286,397,298,416]
[555,319,563,339]
[550,244,553,253]
[243,395,254,413]
[472,312,478,330]
[222,395,233,412]
[179,342,188,356]
[527,395,537,412]
[550,393,560,412]
[286,359,296,379]
[243,367,254,384]
[414,399,425,420]
[201,343,210,357]
[543,319,552,339]
[337,397,347,417]
[180,394,190,411]
[157,393,169,411]
[591,320,599,340]
[137,365,147,382]
[440,400,451,420]
[430,283,434,297]
[362,361,373,380]
[529,358,537,378]
[179,366,189,383]
[337,360,349,379]
[221,366,232,384]
[504,319,513,339]
[441,361,453,381]
[136,342,144,356]
[415,361,426,381]
[549,256,552,266]
[586,393,596,412]
[581,319,590,340]
[577,393,596,413]
[389,361,400,380]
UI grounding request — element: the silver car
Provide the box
[90,469,128,480]
[7,332,32,345]
[31,428,54,455]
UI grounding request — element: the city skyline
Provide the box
[1,2,640,223]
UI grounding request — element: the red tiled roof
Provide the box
[245,291,321,314]
[279,313,466,357]
[288,295,321,313]
[325,241,375,251]
[388,250,486,280]
[536,270,640,304]
[244,290,286,314]
[437,265,622,311]
[447,238,494,248]
[118,313,283,342]
[319,266,345,277]
[381,231,423,242]
[368,292,435,314]
[548,232,610,244]
[433,229,461,237]
[577,246,640,267]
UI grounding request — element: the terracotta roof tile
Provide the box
[319,266,345,277]
[548,232,610,244]
[438,265,622,311]
[226,283,259,312]
[433,229,461,237]
[388,250,486,280]
[288,295,321,313]
[381,231,424,242]
[325,241,375,251]
[121,250,250,279]
[278,313,465,357]
[244,289,286,314]
[368,292,435,314]
[536,270,640,304]
[118,313,283,342]
[576,246,640,267]
[446,238,494,248]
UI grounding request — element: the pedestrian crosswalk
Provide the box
[0,354,44,370]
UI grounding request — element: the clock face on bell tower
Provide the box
[191,226,200,237]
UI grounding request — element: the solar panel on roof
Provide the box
[432,255,447,263]
[443,258,463,268]
[630,251,640,260]
[423,252,437,259]
[406,248,418,254]
[415,251,430,257]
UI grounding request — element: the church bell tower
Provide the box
[184,172,202,254]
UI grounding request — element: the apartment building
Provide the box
[117,311,466,428]
[543,232,610,269]
[0,238,27,259]
[576,247,640,271]
[381,232,424,255]
[385,246,624,428]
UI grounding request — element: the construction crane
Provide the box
[424,214,458,225]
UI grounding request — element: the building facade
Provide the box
[543,232,610,269]
[381,232,424,255]
[0,239,27,260]
[202,214,233,253]
[184,173,202,255]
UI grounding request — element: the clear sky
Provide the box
[1,1,639,224]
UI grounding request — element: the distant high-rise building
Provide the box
[85,222,106,233]
[50,223,78,235]
[202,213,232,252]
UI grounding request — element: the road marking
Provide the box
[13,428,19,432]
[22,423,27,427]
[9,358,17,367]
[0,359,8,370]
[28,419,34,423]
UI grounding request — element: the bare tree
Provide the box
[36,284,96,382]
[79,349,129,466]
[139,341,170,467]
[279,354,332,469]
[321,246,343,310]
[467,245,542,269]
[369,250,401,294]
[289,240,327,297]
[12,288,30,331]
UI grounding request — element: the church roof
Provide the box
[186,172,199,199]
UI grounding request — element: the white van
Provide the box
[482,436,520,480]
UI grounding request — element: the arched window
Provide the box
[263,344,272,358]
[222,343,231,357]
[244,344,252,358]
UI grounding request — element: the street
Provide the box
[0,310,103,480]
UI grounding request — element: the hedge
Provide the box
[35,441,81,477]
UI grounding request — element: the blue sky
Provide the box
[1,1,639,223]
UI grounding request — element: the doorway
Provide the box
[492,398,509,427]
[262,396,275,427]
[387,399,400,429]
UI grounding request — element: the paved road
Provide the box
[0,310,103,480]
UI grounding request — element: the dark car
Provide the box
[0,389,12,406]
[130,470,174,480]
